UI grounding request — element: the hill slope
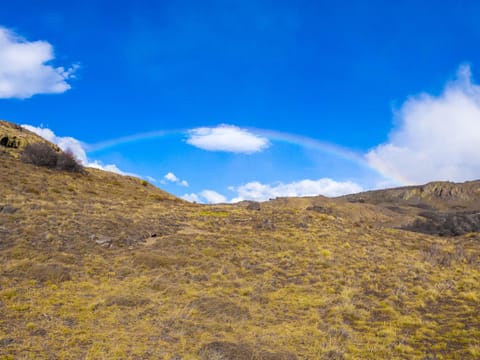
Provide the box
[1,121,479,359]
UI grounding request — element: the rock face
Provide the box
[0,120,52,156]
[342,180,480,211]
[0,136,21,148]
[340,180,480,236]
[404,211,480,236]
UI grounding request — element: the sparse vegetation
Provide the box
[21,142,58,167]
[56,150,84,173]
[1,120,479,359]
[21,142,83,172]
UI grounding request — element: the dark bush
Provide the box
[56,150,83,172]
[21,143,83,173]
[21,143,58,167]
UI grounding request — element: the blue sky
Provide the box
[2,1,480,202]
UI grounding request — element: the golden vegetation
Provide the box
[0,121,479,359]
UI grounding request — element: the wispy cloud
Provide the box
[22,125,132,176]
[367,64,480,184]
[182,178,362,204]
[0,27,78,99]
[186,124,270,154]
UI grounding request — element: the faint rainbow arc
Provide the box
[85,126,409,186]
[247,128,411,186]
[85,129,177,152]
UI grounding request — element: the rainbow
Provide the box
[86,129,176,152]
[86,126,408,186]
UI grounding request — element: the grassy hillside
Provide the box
[0,121,479,359]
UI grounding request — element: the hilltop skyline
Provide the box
[2,1,480,202]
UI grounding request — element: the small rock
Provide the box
[95,236,112,246]
[0,205,18,214]
[0,338,14,347]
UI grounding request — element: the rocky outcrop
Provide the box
[342,180,480,212]
[404,211,480,236]
[0,136,21,148]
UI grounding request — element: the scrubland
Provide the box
[0,122,479,359]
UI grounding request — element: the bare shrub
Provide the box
[21,143,83,173]
[21,143,57,168]
[56,150,83,172]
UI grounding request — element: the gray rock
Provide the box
[0,205,18,214]
[95,236,112,246]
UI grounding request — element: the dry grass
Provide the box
[1,120,480,359]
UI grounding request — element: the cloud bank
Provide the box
[0,27,77,99]
[230,179,363,202]
[183,178,362,204]
[186,124,269,154]
[367,65,480,185]
[22,125,129,175]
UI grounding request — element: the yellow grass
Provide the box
[1,121,479,359]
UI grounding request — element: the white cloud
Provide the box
[367,64,480,185]
[182,190,227,204]
[230,179,363,202]
[87,161,130,175]
[186,124,270,154]
[21,124,131,175]
[163,172,189,187]
[181,178,362,204]
[182,193,200,203]
[0,27,77,99]
[164,172,179,182]
[200,190,227,204]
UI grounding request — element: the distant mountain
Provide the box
[342,180,480,211]
[341,181,480,236]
